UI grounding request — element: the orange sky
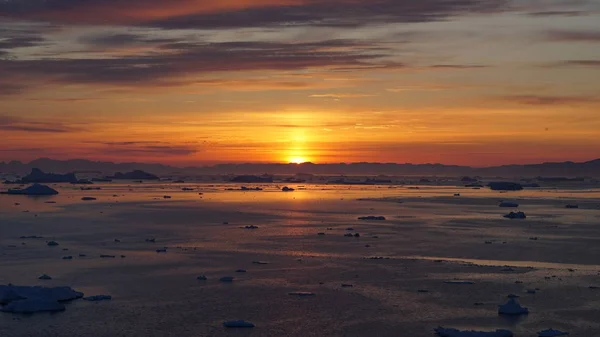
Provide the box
[1,1,599,166]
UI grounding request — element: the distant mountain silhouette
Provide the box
[0,157,599,177]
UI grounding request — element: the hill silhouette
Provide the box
[0,158,599,177]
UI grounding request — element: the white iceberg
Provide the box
[538,329,569,337]
[1,298,65,313]
[0,285,83,314]
[434,327,513,337]
[288,292,315,297]
[498,297,529,315]
[223,320,255,328]
[83,295,112,302]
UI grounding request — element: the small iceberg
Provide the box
[156,248,167,253]
[0,285,83,314]
[358,216,386,221]
[1,298,66,313]
[235,269,247,273]
[244,225,259,229]
[282,186,295,192]
[81,197,97,201]
[288,292,315,297]
[2,184,59,196]
[434,327,513,337]
[219,277,234,282]
[223,320,255,328]
[444,280,474,285]
[498,296,529,315]
[38,274,52,280]
[83,295,111,302]
[252,261,269,265]
[503,212,526,219]
[565,205,579,209]
[47,241,59,246]
[538,329,569,337]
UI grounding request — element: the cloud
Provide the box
[526,11,589,17]
[545,30,600,42]
[550,60,600,67]
[0,116,83,133]
[309,93,377,98]
[502,95,600,106]
[0,0,510,28]
[97,141,199,156]
[429,64,489,69]
[0,38,398,93]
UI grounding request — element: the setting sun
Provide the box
[289,157,309,164]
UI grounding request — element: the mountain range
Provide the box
[0,158,599,177]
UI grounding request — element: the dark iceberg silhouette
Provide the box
[488,182,524,191]
[107,170,159,180]
[18,168,77,184]
[1,184,59,196]
[230,175,273,183]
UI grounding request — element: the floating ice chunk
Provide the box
[235,269,247,273]
[145,238,156,243]
[20,236,43,239]
[565,205,579,209]
[197,276,208,281]
[83,295,111,302]
[81,197,97,201]
[434,327,513,337]
[219,277,234,282]
[223,320,255,328]
[38,274,52,280]
[47,241,59,246]
[341,284,353,288]
[538,329,569,336]
[156,248,167,253]
[282,187,295,192]
[0,298,65,313]
[498,297,529,315]
[288,292,315,297]
[3,184,59,196]
[100,255,116,258]
[503,212,526,219]
[244,225,259,229]
[62,256,73,260]
[358,216,386,221]
[0,285,83,303]
[252,261,269,265]
[444,280,474,285]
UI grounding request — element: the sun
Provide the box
[289,157,308,164]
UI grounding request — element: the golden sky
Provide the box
[1,0,599,166]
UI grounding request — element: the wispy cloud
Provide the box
[502,95,600,106]
[0,116,83,133]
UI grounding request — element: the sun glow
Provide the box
[289,157,308,164]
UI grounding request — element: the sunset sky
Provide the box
[1,0,599,166]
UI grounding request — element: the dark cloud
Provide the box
[100,144,199,156]
[0,116,83,133]
[429,64,489,69]
[503,95,600,105]
[0,39,397,91]
[0,0,509,28]
[0,35,45,49]
[545,30,600,42]
[526,11,588,17]
[548,60,600,67]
